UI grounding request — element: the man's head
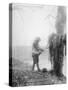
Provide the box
[35,37,41,43]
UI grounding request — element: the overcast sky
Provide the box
[12,4,57,47]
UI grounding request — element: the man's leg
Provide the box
[32,62,35,71]
[32,56,35,71]
[36,63,40,71]
[35,55,40,71]
[50,55,53,70]
[50,57,53,70]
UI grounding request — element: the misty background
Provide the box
[12,4,66,76]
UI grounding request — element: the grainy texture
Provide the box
[12,69,66,87]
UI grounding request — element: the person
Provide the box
[53,35,64,77]
[53,38,60,76]
[58,36,64,76]
[48,33,57,71]
[32,37,44,71]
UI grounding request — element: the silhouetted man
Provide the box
[53,36,64,77]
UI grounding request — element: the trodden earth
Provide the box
[12,69,66,87]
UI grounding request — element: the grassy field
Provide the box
[12,69,66,87]
[11,58,66,87]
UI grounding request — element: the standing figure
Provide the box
[53,38,60,76]
[58,36,64,76]
[53,35,64,77]
[48,33,57,72]
[32,37,43,71]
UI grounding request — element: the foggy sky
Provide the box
[12,4,57,47]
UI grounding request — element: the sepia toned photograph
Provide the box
[9,3,66,87]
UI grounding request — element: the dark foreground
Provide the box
[12,69,66,87]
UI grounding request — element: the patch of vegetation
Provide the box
[12,70,27,86]
[12,69,66,87]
